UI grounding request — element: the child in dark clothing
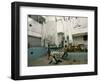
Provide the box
[47,44,51,60]
[62,45,68,59]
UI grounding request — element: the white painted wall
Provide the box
[28,16,87,47]
[43,16,87,46]
[65,17,88,44]
[43,18,58,46]
[72,17,88,34]
[28,17,42,38]
[0,0,99,82]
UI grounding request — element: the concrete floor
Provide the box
[28,52,87,66]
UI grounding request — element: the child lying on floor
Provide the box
[48,55,62,64]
